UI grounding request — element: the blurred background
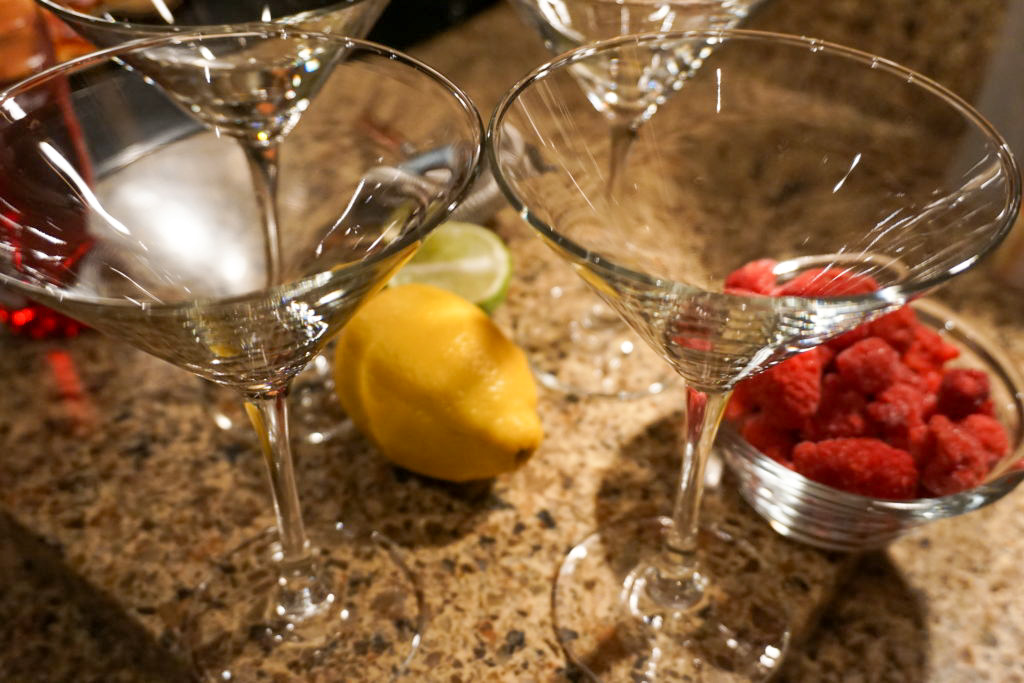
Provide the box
[368,0,499,47]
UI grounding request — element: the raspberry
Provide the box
[936,368,990,421]
[792,438,918,499]
[725,259,777,295]
[907,422,931,461]
[835,337,902,395]
[743,347,828,429]
[826,321,873,352]
[817,344,837,368]
[723,260,1008,500]
[918,415,989,496]
[801,373,872,440]
[891,360,931,390]
[867,382,934,451]
[774,267,880,297]
[671,334,713,352]
[741,414,795,464]
[868,306,920,353]
[918,369,944,395]
[725,380,754,422]
[902,326,960,375]
[961,413,1009,468]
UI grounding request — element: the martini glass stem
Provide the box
[245,389,332,620]
[643,387,731,607]
[670,387,730,554]
[243,142,283,288]
[608,119,638,196]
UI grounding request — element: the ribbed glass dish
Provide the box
[720,298,1024,552]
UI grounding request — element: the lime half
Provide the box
[391,222,512,313]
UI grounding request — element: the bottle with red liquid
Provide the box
[0,0,92,339]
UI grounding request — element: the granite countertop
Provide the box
[2,1,1023,681]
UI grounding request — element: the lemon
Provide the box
[389,222,512,313]
[334,283,542,482]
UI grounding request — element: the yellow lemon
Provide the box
[334,283,542,482]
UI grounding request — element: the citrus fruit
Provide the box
[334,283,542,482]
[389,221,511,313]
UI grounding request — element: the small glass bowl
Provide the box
[719,298,1024,552]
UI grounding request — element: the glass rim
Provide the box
[35,0,381,33]
[487,28,1023,308]
[0,26,484,312]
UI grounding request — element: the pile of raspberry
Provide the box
[725,259,1010,500]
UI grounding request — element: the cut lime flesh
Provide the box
[391,221,511,313]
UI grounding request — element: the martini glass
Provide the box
[37,0,389,442]
[489,30,1020,680]
[0,28,482,679]
[506,0,765,399]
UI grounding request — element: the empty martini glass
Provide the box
[0,28,482,679]
[506,0,765,399]
[37,0,390,442]
[489,30,1020,680]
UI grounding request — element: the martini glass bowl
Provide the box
[37,0,389,45]
[489,30,1020,681]
[503,0,767,399]
[0,28,482,679]
[36,0,391,442]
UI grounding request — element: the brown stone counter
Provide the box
[2,1,1023,681]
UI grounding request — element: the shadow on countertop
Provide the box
[589,411,924,680]
[285,423,508,549]
[0,512,194,683]
[779,551,928,682]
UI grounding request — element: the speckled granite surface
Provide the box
[2,1,1023,681]
[0,228,851,682]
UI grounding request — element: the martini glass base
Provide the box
[553,516,790,682]
[183,525,424,681]
[518,295,671,399]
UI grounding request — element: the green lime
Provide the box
[391,221,512,313]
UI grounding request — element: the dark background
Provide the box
[367,0,499,48]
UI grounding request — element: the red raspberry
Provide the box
[725,259,777,295]
[723,259,1008,500]
[891,360,931,390]
[826,321,873,352]
[918,415,989,496]
[742,347,828,430]
[888,355,941,392]
[741,414,796,464]
[835,337,902,395]
[902,326,960,375]
[774,267,880,297]
[867,382,934,451]
[725,380,755,422]
[792,438,918,499]
[907,422,931,461]
[868,306,920,353]
[961,413,1009,469]
[936,368,990,421]
[801,373,872,440]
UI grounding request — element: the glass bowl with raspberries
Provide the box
[718,258,1024,552]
